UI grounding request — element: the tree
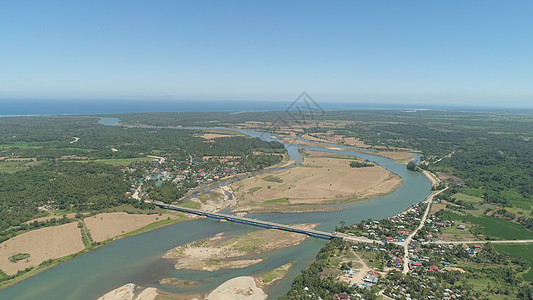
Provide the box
[407,161,418,171]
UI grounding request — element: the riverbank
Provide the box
[163,224,317,272]
[0,211,191,290]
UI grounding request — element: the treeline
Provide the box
[0,162,131,242]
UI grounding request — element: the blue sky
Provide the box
[1,1,533,108]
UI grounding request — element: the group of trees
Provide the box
[0,162,131,242]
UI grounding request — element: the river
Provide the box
[0,117,431,300]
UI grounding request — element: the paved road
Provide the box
[401,186,448,274]
[431,239,533,244]
[155,201,339,239]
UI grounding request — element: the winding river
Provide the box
[0,118,431,300]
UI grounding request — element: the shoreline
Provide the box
[0,214,191,290]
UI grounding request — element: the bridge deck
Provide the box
[155,202,338,240]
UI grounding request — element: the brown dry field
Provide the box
[85,212,178,243]
[0,222,84,275]
[436,172,464,183]
[231,150,402,210]
[377,151,414,162]
[301,134,334,144]
[430,203,448,214]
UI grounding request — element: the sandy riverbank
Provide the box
[207,276,267,300]
[163,224,317,271]
[422,170,440,187]
[97,283,158,300]
[231,150,402,213]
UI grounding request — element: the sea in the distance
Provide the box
[0,99,482,116]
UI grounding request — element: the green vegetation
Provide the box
[247,186,262,194]
[0,160,41,174]
[8,253,30,263]
[494,244,533,281]
[180,201,201,209]
[281,239,377,299]
[0,162,130,243]
[265,198,289,205]
[262,175,283,183]
[440,212,533,240]
[349,160,373,168]
[406,160,418,171]
[262,261,296,284]
[78,221,94,248]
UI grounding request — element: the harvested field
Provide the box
[0,222,84,275]
[231,150,401,211]
[85,212,178,243]
[430,203,447,214]
[436,172,464,183]
[377,151,414,162]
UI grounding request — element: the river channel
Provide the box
[0,118,431,300]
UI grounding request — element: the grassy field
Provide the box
[180,201,201,209]
[493,244,533,281]
[0,160,40,173]
[456,187,532,217]
[0,141,43,149]
[454,193,483,204]
[261,261,296,284]
[441,212,533,240]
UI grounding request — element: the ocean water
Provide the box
[0,99,474,116]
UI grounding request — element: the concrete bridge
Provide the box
[155,202,340,240]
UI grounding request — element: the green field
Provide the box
[0,160,40,173]
[458,187,490,198]
[441,212,533,240]
[180,201,201,209]
[494,244,533,281]
[454,193,483,203]
[0,141,43,149]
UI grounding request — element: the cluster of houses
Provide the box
[123,157,246,197]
